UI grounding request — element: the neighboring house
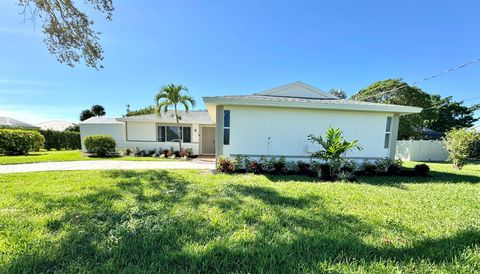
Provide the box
[0,117,39,129]
[36,120,75,131]
[80,82,422,160]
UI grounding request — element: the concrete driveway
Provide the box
[0,160,215,174]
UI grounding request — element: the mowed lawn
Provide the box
[0,150,178,165]
[0,163,479,273]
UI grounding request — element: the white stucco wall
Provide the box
[126,122,156,141]
[80,121,201,155]
[223,106,393,159]
[80,123,125,151]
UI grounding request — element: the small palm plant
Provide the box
[155,84,196,152]
[308,127,362,178]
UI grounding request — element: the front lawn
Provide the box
[0,150,181,165]
[0,162,479,273]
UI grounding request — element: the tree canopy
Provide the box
[80,105,106,121]
[125,105,156,117]
[17,0,113,69]
[352,79,478,140]
[328,88,347,99]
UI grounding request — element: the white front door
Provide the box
[201,127,215,155]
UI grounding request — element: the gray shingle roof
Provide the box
[0,117,39,128]
[120,110,213,124]
[203,94,422,114]
[80,117,124,124]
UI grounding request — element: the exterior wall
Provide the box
[80,121,202,155]
[80,123,125,151]
[221,106,394,160]
[396,140,448,161]
[126,122,156,141]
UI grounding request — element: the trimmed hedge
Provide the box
[84,135,116,157]
[40,129,81,150]
[0,129,45,155]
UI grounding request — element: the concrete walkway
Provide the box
[0,160,216,174]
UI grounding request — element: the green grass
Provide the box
[0,162,479,273]
[0,150,180,165]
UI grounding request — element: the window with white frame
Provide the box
[223,110,230,145]
[384,117,392,148]
[158,125,191,143]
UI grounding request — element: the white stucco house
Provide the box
[80,82,422,160]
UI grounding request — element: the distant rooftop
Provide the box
[36,120,75,131]
[0,117,39,129]
[80,117,124,124]
[119,110,213,124]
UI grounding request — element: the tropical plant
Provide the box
[154,84,196,152]
[80,109,94,121]
[444,128,479,169]
[308,127,362,178]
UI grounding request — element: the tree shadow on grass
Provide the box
[3,170,480,273]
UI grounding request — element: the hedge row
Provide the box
[0,129,45,155]
[84,135,116,157]
[39,129,81,150]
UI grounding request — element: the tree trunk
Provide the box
[174,105,182,152]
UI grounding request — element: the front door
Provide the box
[201,127,215,155]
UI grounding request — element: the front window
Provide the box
[158,125,191,143]
[384,117,392,148]
[223,110,230,145]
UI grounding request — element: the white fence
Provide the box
[396,140,449,162]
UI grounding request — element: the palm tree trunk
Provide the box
[174,104,182,152]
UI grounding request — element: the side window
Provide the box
[224,110,230,145]
[384,117,392,148]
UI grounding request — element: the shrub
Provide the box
[387,159,403,175]
[84,135,116,157]
[217,156,235,173]
[360,161,377,176]
[233,155,250,171]
[374,158,403,175]
[297,161,311,175]
[0,129,45,155]
[180,148,193,158]
[248,160,262,174]
[285,161,299,173]
[259,156,275,173]
[444,128,479,170]
[40,129,81,150]
[273,156,288,174]
[414,163,430,176]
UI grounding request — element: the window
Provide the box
[223,110,230,145]
[384,117,392,148]
[157,125,191,143]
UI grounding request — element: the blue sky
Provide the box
[0,0,479,124]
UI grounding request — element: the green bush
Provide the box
[0,129,45,155]
[444,128,479,170]
[84,135,116,157]
[40,129,81,150]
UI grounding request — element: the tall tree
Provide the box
[80,109,94,121]
[426,95,479,133]
[352,79,433,139]
[155,84,196,152]
[17,0,113,69]
[79,105,106,121]
[125,105,156,117]
[328,88,347,99]
[91,104,106,116]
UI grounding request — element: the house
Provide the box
[0,117,39,129]
[36,120,75,131]
[80,82,422,160]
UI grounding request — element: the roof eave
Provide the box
[203,97,422,114]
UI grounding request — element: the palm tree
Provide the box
[155,84,196,152]
[308,127,362,177]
